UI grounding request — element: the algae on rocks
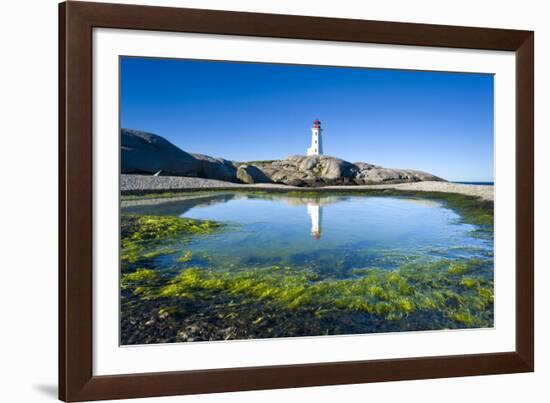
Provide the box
[120,214,223,264]
[122,257,494,329]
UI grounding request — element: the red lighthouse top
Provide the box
[313,119,321,128]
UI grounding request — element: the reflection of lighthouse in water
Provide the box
[307,203,323,240]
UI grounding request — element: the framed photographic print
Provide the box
[59,1,534,401]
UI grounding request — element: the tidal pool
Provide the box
[120,191,494,345]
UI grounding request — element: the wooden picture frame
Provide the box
[59,1,534,401]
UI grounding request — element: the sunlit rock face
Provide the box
[121,129,445,186]
[252,155,445,187]
[121,129,200,176]
[236,165,273,184]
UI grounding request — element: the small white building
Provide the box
[307,119,323,156]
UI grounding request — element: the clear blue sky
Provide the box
[121,57,494,182]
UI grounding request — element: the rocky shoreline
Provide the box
[122,129,445,186]
[121,174,494,202]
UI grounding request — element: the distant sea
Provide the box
[451,181,494,186]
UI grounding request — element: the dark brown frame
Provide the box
[59,1,534,401]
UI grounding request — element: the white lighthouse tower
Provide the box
[307,202,322,240]
[307,119,323,156]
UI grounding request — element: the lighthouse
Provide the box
[307,119,323,156]
[307,202,322,240]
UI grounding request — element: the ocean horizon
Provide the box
[451,181,494,186]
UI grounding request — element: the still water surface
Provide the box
[121,192,494,344]
[123,192,492,275]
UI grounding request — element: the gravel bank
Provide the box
[121,175,493,201]
[327,182,494,201]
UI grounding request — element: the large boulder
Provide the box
[121,129,239,181]
[236,165,273,184]
[252,155,364,186]
[354,165,444,185]
[121,129,200,176]
[319,156,358,181]
[192,153,237,182]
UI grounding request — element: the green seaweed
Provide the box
[120,215,223,264]
[177,250,193,262]
[448,262,468,275]
[120,190,494,336]
[158,306,183,318]
[142,248,178,260]
[121,268,158,285]
[123,258,493,328]
[245,160,277,165]
[121,191,190,201]
[124,215,221,240]
[121,268,164,299]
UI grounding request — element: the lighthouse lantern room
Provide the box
[307,119,323,156]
